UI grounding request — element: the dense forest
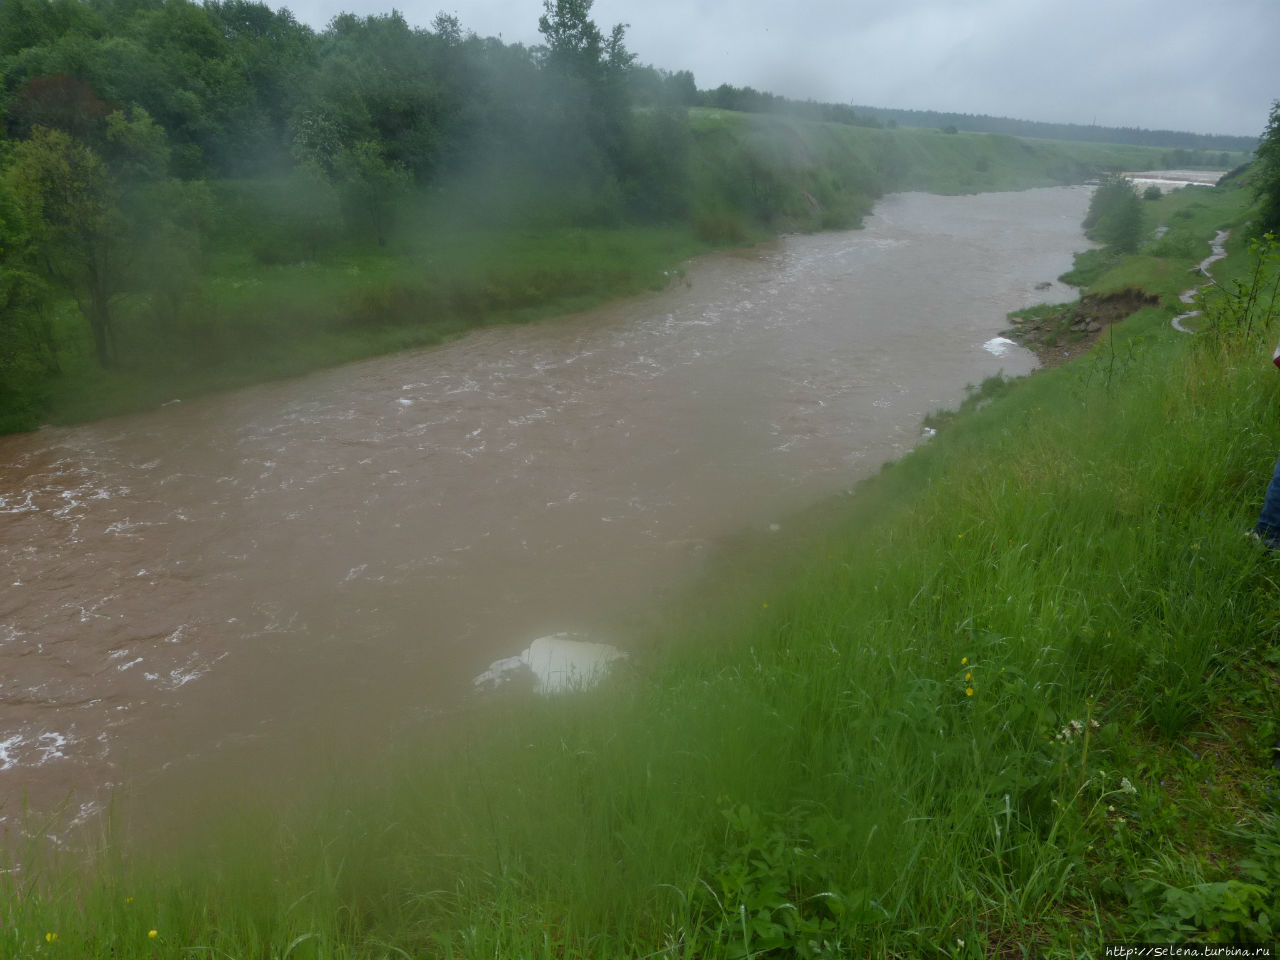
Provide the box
[0,0,710,423]
[0,0,1262,433]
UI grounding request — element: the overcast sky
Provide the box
[283,0,1278,137]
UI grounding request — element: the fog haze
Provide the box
[281,0,1278,138]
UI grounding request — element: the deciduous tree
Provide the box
[1256,100,1280,235]
[335,139,410,247]
[0,178,59,380]
[5,125,120,365]
[1083,174,1143,254]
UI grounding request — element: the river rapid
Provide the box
[0,186,1094,829]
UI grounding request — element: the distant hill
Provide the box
[633,70,1260,157]
[849,105,1258,154]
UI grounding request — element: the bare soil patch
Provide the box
[1003,287,1161,367]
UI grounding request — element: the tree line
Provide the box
[0,0,710,388]
[849,104,1259,156]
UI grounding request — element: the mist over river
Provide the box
[0,186,1094,825]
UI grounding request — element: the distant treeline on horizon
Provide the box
[847,103,1258,154]
[674,82,1256,156]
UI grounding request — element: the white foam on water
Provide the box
[0,492,38,514]
[522,635,628,693]
[36,733,67,763]
[475,633,628,694]
[0,732,73,771]
[473,655,526,690]
[167,666,205,688]
[0,735,22,771]
[983,336,1017,357]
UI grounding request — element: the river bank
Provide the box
[1001,170,1245,367]
[4,158,1277,958]
[1,114,1201,435]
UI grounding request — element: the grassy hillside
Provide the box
[692,110,1210,197]
[4,159,1278,956]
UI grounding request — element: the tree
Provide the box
[1256,100,1280,235]
[4,110,174,367]
[5,126,121,365]
[0,179,60,380]
[536,0,635,177]
[335,139,410,247]
[8,73,113,141]
[537,0,604,81]
[1083,174,1143,253]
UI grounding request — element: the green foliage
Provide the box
[0,172,58,427]
[103,104,170,185]
[694,804,880,958]
[538,0,609,78]
[4,125,119,365]
[1083,174,1144,253]
[1140,880,1274,941]
[1196,232,1280,350]
[1059,247,1118,286]
[1256,100,1280,234]
[334,140,410,247]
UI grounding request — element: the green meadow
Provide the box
[4,155,1280,956]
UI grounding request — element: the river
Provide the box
[0,186,1094,829]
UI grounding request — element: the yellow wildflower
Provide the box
[965,672,972,682]
[45,933,58,943]
[965,687,974,697]
[961,657,968,666]
[148,930,158,940]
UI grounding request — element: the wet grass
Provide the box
[5,179,1280,956]
[31,223,708,426]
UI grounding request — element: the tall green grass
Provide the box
[5,182,1280,956]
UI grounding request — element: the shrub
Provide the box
[1084,175,1144,253]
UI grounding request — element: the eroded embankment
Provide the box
[1003,287,1162,366]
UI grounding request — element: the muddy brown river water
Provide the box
[0,186,1094,829]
